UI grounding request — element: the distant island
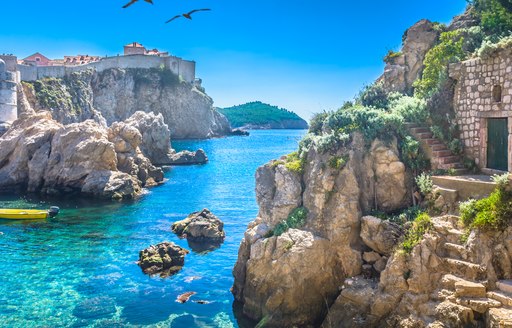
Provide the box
[218,101,308,130]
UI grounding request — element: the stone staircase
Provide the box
[431,216,512,327]
[405,123,466,174]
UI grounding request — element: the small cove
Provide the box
[0,129,305,327]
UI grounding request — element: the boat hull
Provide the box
[0,209,49,220]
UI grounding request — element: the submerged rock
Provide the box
[176,292,196,303]
[73,296,117,320]
[137,242,189,277]
[167,149,208,165]
[171,209,225,245]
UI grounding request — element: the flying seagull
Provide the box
[122,0,153,9]
[166,9,212,23]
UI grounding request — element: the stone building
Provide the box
[449,46,512,172]
[124,42,169,57]
[21,52,52,66]
[0,58,18,134]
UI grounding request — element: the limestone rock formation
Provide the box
[0,111,163,199]
[167,149,208,165]
[22,68,231,139]
[171,208,225,243]
[232,134,411,326]
[138,242,189,277]
[123,111,174,165]
[360,216,403,256]
[378,19,440,94]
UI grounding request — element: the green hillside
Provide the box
[218,101,308,129]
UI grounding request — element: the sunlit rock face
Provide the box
[232,133,411,327]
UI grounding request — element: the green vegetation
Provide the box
[328,155,349,170]
[459,174,512,230]
[28,78,78,114]
[400,212,433,253]
[284,151,306,173]
[414,30,466,99]
[383,50,403,64]
[268,207,309,237]
[415,173,434,196]
[218,101,308,128]
[470,0,512,36]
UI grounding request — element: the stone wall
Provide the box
[18,54,196,83]
[449,47,512,172]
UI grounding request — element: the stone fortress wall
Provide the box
[0,57,18,125]
[17,54,196,83]
[449,47,512,171]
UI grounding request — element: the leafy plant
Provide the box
[309,111,330,135]
[357,81,390,109]
[284,151,305,173]
[459,178,512,230]
[400,136,429,173]
[400,212,433,253]
[415,173,434,196]
[383,50,403,63]
[269,207,309,237]
[328,155,349,170]
[414,30,467,98]
[492,173,511,189]
[470,0,512,36]
[389,95,428,123]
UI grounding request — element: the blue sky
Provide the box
[0,0,467,119]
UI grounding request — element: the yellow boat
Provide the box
[0,207,60,220]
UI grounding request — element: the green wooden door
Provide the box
[487,118,509,171]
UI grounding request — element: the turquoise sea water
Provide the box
[0,130,305,328]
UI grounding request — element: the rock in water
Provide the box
[137,242,189,277]
[167,149,208,165]
[230,128,249,136]
[176,292,196,303]
[171,209,225,244]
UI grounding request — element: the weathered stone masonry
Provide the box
[449,47,512,172]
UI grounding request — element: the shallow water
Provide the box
[0,130,305,328]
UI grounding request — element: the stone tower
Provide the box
[0,58,17,134]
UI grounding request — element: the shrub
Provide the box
[357,81,390,109]
[401,136,429,172]
[414,30,466,98]
[416,173,434,196]
[477,35,512,59]
[400,212,433,253]
[384,50,403,63]
[459,179,512,230]
[328,155,349,170]
[470,0,512,36]
[309,111,330,135]
[389,206,422,225]
[448,139,463,155]
[270,207,309,237]
[492,173,511,189]
[284,151,305,173]
[389,95,428,123]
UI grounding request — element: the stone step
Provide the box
[437,155,462,165]
[410,127,430,134]
[433,149,453,157]
[488,307,512,327]
[488,291,512,307]
[431,144,449,151]
[444,242,468,260]
[456,297,501,313]
[417,132,434,139]
[455,280,487,298]
[432,175,497,202]
[441,274,468,290]
[425,138,443,145]
[444,258,486,281]
[498,281,512,294]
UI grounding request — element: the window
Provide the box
[493,85,502,103]
[35,57,40,62]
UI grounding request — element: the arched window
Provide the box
[493,85,502,103]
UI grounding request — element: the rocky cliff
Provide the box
[21,67,231,139]
[232,133,412,326]
[0,110,165,199]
